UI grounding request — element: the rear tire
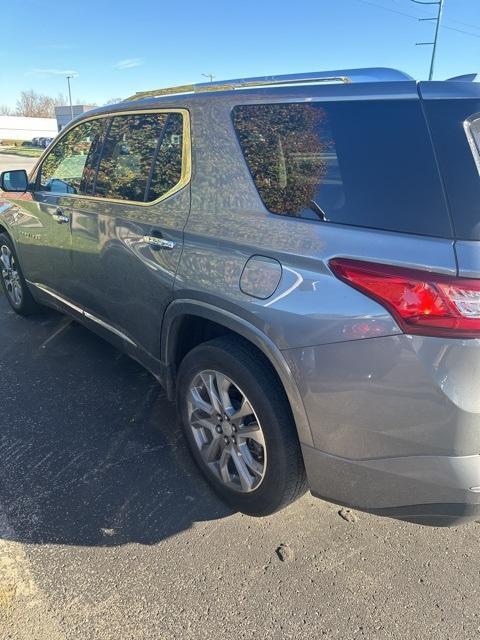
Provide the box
[176,335,307,516]
[0,233,43,316]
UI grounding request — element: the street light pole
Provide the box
[201,73,215,83]
[412,0,445,80]
[66,75,74,120]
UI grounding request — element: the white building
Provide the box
[55,105,95,131]
[0,115,57,142]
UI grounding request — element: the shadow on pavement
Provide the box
[0,297,231,546]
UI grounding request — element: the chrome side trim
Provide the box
[28,281,84,315]
[464,114,480,177]
[83,311,136,346]
[27,281,136,346]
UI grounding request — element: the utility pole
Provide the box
[412,0,445,80]
[66,75,74,120]
[201,73,215,83]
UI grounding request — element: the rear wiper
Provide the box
[308,200,329,222]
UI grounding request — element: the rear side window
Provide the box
[232,101,452,238]
[148,114,183,201]
[94,112,184,203]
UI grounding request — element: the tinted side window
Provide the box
[423,98,480,241]
[39,120,105,194]
[232,101,452,238]
[148,113,183,201]
[94,112,184,203]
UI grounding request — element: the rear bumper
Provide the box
[283,334,480,525]
[302,444,480,525]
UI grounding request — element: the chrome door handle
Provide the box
[143,235,175,250]
[52,209,70,224]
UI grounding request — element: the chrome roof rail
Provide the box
[125,67,413,101]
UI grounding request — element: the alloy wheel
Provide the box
[0,245,23,307]
[187,369,267,493]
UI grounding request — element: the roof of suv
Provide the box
[124,67,414,102]
[72,67,479,124]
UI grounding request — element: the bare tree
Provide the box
[55,93,68,107]
[0,104,13,115]
[15,90,66,118]
[76,98,97,107]
[105,97,123,105]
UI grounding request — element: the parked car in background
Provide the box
[35,137,53,148]
[1,67,480,525]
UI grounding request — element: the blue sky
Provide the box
[1,0,479,108]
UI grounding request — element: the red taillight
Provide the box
[329,258,480,339]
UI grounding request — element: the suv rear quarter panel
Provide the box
[174,87,477,468]
[177,89,457,352]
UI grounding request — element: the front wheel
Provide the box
[176,336,307,516]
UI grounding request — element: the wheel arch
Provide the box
[0,214,18,249]
[0,222,18,254]
[0,222,10,237]
[161,299,314,447]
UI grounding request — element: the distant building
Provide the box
[0,115,57,142]
[55,105,95,131]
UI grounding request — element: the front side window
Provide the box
[94,112,184,203]
[39,119,105,194]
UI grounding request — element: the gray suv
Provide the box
[2,67,480,525]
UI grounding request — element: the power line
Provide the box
[397,0,480,31]
[352,0,480,39]
[352,0,430,21]
[444,17,480,32]
[441,23,480,38]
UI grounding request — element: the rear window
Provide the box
[232,100,452,238]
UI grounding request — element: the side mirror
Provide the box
[0,169,29,193]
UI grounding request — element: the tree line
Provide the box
[0,91,119,118]
[0,90,68,118]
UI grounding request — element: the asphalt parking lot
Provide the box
[1,295,480,640]
[1,153,480,639]
[0,153,37,174]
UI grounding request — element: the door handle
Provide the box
[143,235,175,250]
[52,208,70,224]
